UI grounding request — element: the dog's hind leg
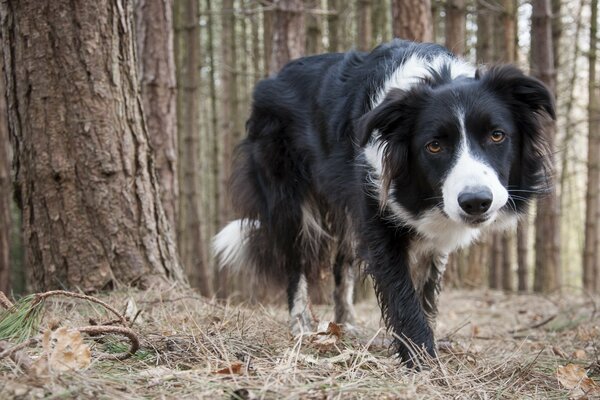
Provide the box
[288,270,314,336]
[333,252,357,326]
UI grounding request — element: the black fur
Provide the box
[219,40,555,366]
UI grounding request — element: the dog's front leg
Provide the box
[366,219,435,366]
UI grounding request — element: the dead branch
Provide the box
[0,338,36,370]
[78,325,139,360]
[0,291,14,310]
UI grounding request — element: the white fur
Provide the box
[442,110,509,224]
[212,219,259,272]
[290,274,313,335]
[362,57,513,255]
[371,54,476,108]
[300,200,330,252]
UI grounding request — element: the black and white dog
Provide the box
[213,40,554,364]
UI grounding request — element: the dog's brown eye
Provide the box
[426,140,442,154]
[491,130,506,143]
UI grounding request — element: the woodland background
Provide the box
[0,0,599,300]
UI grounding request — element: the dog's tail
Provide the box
[212,219,260,274]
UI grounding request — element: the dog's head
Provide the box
[360,65,554,235]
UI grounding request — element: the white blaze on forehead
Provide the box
[442,110,509,222]
[371,54,476,108]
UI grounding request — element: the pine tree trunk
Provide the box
[134,0,179,233]
[517,219,529,291]
[531,0,560,293]
[584,0,600,292]
[445,0,466,56]
[174,0,212,296]
[0,50,10,295]
[357,0,373,51]
[327,0,341,52]
[391,0,433,42]
[268,0,305,74]
[306,0,322,54]
[0,0,185,291]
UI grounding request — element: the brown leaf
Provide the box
[573,349,587,360]
[214,362,243,375]
[33,328,91,375]
[557,363,600,398]
[326,322,342,339]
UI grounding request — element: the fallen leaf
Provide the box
[471,324,480,336]
[124,297,141,324]
[573,349,587,360]
[214,362,243,375]
[557,363,600,398]
[34,327,91,375]
[310,321,343,351]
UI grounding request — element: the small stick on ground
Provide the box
[78,325,140,360]
[508,314,557,334]
[0,339,35,370]
[35,290,127,326]
[0,292,14,310]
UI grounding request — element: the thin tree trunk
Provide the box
[268,0,305,74]
[357,0,373,51]
[445,0,466,56]
[174,0,212,295]
[327,0,340,52]
[584,0,600,292]
[475,0,495,63]
[531,0,560,293]
[0,0,185,291]
[306,0,322,54]
[0,50,9,295]
[372,0,389,43]
[134,0,179,233]
[391,0,433,42]
[517,219,528,291]
[207,0,220,234]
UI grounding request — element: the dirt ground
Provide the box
[0,286,598,399]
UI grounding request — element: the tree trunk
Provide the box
[501,234,513,291]
[531,0,560,293]
[268,0,305,74]
[445,0,466,56]
[174,0,212,296]
[391,0,433,42]
[372,0,390,44]
[134,0,178,233]
[306,0,322,54]
[517,219,529,291]
[0,0,185,291]
[327,0,341,52]
[584,0,600,292]
[0,50,9,295]
[357,0,373,51]
[475,0,495,63]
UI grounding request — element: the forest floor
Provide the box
[0,286,599,399]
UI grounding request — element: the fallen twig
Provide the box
[0,291,14,310]
[508,314,557,334]
[78,325,140,360]
[35,291,127,326]
[0,338,36,370]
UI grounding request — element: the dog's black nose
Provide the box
[458,188,493,215]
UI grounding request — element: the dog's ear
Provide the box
[481,65,555,195]
[479,65,555,120]
[356,88,425,147]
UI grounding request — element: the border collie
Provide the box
[213,40,554,365]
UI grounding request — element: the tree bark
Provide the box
[268,0,305,74]
[517,220,528,291]
[391,0,433,42]
[531,0,561,293]
[174,0,212,296]
[475,0,495,63]
[584,0,600,292]
[357,0,373,51]
[134,0,178,233]
[445,0,466,56]
[0,0,185,291]
[327,0,341,52]
[0,49,10,295]
[306,0,322,54]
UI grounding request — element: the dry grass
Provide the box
[0,286,598,399]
